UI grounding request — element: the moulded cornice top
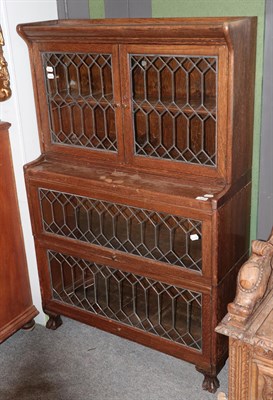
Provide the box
[17,17,257,45]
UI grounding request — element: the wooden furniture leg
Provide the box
[46,313,63,330]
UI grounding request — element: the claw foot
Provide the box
[202,374,220,393]
[46,314,62,330]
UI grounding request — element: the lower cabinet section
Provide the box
[25,170,251,393]
[48,249,202,351]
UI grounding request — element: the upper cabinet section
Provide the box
[17,18,257,183]
[120,44,222,175]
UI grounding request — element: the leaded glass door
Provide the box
[121,45,227,178]
[47,249,202,350]
[39,44,124,162]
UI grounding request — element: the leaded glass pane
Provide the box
[39,188,202,272]
[43,52,117,151]
[130,54,217,166]
[48,250,202,350]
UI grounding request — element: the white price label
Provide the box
[190,234,199,241]
[195,196,208,201]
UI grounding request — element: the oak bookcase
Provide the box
[18,17,256,392]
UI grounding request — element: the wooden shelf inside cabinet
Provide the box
[48,92,114,108]
[18,17,257,393]
[132,96,217,116]
[47,92,117,150]
[132,95,217,165]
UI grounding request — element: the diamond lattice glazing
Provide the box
[43,52,117,151]
[48,250,202,350]
[130,54,217,165]
[39,188,202,271]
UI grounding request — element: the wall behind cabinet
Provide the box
[151,0,265,242]
[0,0,58,323]
[89,0,151,18]
[89,0,104,17]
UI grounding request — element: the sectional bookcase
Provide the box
[18,17,256,392]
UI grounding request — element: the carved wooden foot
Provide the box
[202,374,220,393]
[196,367,220,393]
[46,313,63,330]
[22,319,35,331]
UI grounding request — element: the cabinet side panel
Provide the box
[210,183,252,371]
[227,19,257,182]
[214,183,251,283]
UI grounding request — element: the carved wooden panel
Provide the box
[251,359,273,400]
[0,27,12,102]
[229,339,251,400]
[216,228,273,400]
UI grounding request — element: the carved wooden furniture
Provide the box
[216,229,273,400]
[0,26,12,101]
[17,18,257,392]
[0,121,38,343]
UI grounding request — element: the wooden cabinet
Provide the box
[0,122,38,343]
[17,18,257,392]
[216,230,273,400]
